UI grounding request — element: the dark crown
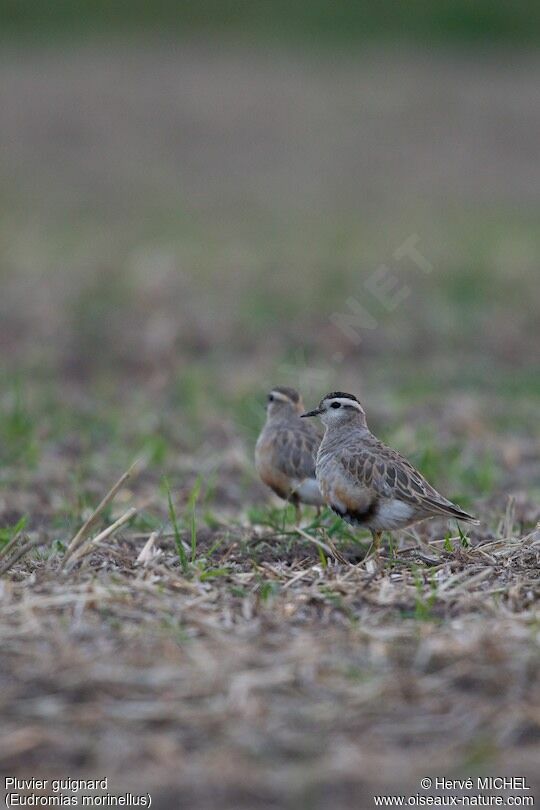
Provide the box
[271,386,300,403]
[322,391,360,404]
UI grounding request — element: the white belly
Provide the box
[293,478,324,506]
[370,499,415,531]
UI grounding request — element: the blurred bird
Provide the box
[255,386,325,522]
[301,391,478,555]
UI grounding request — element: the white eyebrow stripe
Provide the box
[327,397,362,410]
[271,391,293,403]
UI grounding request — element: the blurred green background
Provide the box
[0,1,539,505]
[2,0,540,44]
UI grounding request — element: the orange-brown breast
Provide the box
[255,436,294,500]
[325,480,373,514]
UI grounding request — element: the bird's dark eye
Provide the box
[268,394,274,403]
[331,402,341,409]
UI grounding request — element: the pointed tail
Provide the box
[423,497,480,524]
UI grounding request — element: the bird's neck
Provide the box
[266,410,299,428]
[320,422,371,452]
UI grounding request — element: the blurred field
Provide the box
[3,0,540,45]
[0,33,539,810]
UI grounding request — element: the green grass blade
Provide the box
[164,477,189,574]
[188,477,202,563]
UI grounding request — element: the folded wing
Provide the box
[340,443,478,524]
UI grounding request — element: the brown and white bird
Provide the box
[301,392,478,554]
[255,386,325,522]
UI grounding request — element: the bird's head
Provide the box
[265,386,304,419]
[301,391,367,429]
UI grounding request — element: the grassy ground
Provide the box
[0,42,539,808]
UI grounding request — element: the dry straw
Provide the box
[60,458,142,572]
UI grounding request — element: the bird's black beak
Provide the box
[301,408,322,418]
